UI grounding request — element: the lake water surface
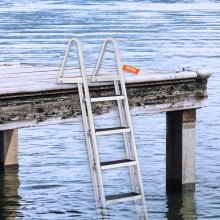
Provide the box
[0,0,220,219]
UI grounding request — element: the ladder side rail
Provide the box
[119,68,148,219]
[114,80,143,220]
[114,80,137,192]
[78,83,104,220]
[76,40,108,216]
[112,38,148,219]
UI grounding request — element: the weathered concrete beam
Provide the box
[0,78,208,130]
[166,109,196,192]
[0,129,18,171]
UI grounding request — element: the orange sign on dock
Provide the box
[122,64,140,74]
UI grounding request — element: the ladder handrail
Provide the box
[57,38,84,83]
[92,38,123,82]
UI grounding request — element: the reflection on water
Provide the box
[166,191,196,220]
[0,169,20,220]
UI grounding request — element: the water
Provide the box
[0,0,220,219]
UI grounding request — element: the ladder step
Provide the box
[91,95,124,102]
[100,159,136,170]
[106,192,142,204]
[95,127,130,136]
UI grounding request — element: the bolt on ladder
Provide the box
[57,38,148,220]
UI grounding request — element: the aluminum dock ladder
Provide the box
[57,38,148,220]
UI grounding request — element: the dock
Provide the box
[0,64,212,192]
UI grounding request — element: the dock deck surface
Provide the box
[0,64,198,96]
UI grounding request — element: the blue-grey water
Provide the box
[0,0,220,219]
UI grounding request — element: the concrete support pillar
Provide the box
[0,129,18,171]
[166,109,196,192]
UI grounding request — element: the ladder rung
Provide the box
[58,77,83,83]
[100,159,136,170]
[91,95,124,102]
[95,127,130,136]
[106,192,141,204]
